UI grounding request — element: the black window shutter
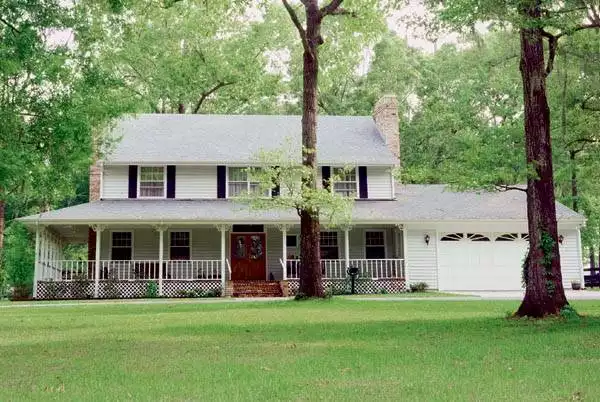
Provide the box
[358,166,368,199]
[271,166,280,197]
[166,165,176,198]
[322,166,331,191]
[217,165,226,198]
[128,165,138,199]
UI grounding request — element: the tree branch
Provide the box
[495,184,528,193]
[541,30,558,76]
[192,81,235,114]
[282,0,311,57]
[0,16,20,34]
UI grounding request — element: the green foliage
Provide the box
[409,282,429,292]
[145,281,159,298]
[2,223,34,290]
[559,304,580,321]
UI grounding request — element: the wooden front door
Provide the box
[230,233,266,280]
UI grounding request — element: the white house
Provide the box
[19,96,585,299]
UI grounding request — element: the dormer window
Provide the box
[227,167,268,197]
[332,167,358,197]
[139,166,166,198]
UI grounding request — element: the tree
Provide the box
[281,0,369,297]
[425,0,600,316]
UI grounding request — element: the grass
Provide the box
[340,291,465,298]
[2,299,600,401]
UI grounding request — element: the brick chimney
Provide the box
[373,94,400,163]
[89,161,102,202]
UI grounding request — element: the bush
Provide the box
[2,223,34,299]
[409,282,429,292]
[145,281,159,298]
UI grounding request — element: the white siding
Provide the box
[366,166,393,199]
[176,166,216,199]
[406,229,438,289]
[266,227,283,280]
[560,230,582,289]
[102,165,128,199]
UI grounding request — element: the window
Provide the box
[170,232,190,260]
[111,232,132,260]
[286,235,297,248]
[496,233,519,242]
[332,167,357,197]
[440,233,464,241]
[365,231,386,259]
[139,166,165,197]
[320,231,339,259]
[466,233,490,242]
[228,167,269,197]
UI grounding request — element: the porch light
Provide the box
[559,234,564,244]
[424,234,430,246]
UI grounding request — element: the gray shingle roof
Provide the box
[19,185,584,225]
[104,114,398,165]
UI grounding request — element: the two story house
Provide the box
[19,96,586,299]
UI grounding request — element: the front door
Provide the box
[230,233,266,280]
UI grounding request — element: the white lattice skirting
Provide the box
[286,278,406,295]
[36,280,222,300]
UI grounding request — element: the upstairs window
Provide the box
[139,166,165,198]
[228,167,269,197]
[332,167,357,197]
[170,231,191,260]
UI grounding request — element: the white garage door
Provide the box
[438,233,529,291]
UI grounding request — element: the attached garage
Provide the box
[437,232,529,291]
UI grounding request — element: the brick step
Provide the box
[231,281,283,298]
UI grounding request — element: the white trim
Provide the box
[363,229,387,259]
[158,229,164,296]
[33,227,40,298]
[401,226,409,284]
[103,161,397,167]
[281,227,287,281]
[390,167,395,199]
[344,228,350,269]
[167,230,192,260]
[137,165,167,199]
[109,230,134,260]
[577,226,584,288]
[99,161,104,199]
[434,230,440,290]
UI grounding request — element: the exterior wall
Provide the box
[366,166,393,199]
[102,165,129,199]
[101,164,392,200]
[175,166,216,199]
[560,230,583,289]
[406,229,438,289]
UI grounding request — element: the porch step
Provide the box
[231,281,283,298]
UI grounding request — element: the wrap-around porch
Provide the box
[33,223,407,299]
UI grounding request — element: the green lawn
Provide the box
[2,299,600,401]
[341,291,465,298]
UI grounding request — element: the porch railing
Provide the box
[40,260,223,281]
[282,259,405,280]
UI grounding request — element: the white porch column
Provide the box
[40,230,47,280]
[281,225,288,280]
[215,225,230,291]
[158,227,165,296]
[344,227,350,269]
[92,225,104,298]
[33,226,41,298]
[399,224,409,284]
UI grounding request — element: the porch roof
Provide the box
[18,184,584,226]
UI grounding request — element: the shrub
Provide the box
[145,281,159,298]
[560,305,580,321]
[2,223,34,299]
[409,282,429,292]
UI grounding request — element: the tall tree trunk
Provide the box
[515,2,568,317]
[570,151,578,212]
[590,247,596,275]
[298,1,323,297]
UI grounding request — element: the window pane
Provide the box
[112,247,132,260]
[321,247,339,259]
[111,232,132,260]
[366,247,386,259]
[286,235,297,247]
[320,232,338,247]
[228,182,247,197]
[170,232,190,247]
[365,231,385,246]
[139,167,164,197]
[228,167,247,181]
